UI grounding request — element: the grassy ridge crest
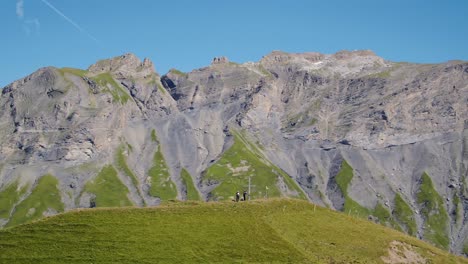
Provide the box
[0,199,465,263]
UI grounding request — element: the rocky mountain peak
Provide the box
[211,56,229,65]
[87,53,156,79]
[260,49,380,64]
[332,49,378,59]
[2,66,56,93]
[260,50,297,63]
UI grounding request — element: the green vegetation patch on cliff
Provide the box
[83,165,133,207]
[91,72,130,104]
[335,160,400,230]
[417,172,449,249]
[116,144,144,204]
[393,193,417,236]
[365,70,391,79]
[373,202,401,231]
[180,168,200,201]
[58,67,88,78]
[453,193,463,225]
[0,199,465,264]
[0,181,29,219]
[204,131,305,201]
[6,175,64,228]
[464,240,468,256]
[148,145,177,201]
[169,68,187,76]
[336,160,353,196]
[257,64,273,77]
[116,145,139,189]
[146,74,166,94]
[335,160,369,217]
[150,129,158,142]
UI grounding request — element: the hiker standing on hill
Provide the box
[235,191,240,202]
[243,191,247,201]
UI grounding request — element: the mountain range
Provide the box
[0,50,467,254]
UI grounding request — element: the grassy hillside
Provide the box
[0,199,465,264]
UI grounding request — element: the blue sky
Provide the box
[1,0,467,87]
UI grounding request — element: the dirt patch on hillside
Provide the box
[381,240,426,264]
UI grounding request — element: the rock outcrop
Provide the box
[211,56,229,64]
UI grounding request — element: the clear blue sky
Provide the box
[1,0,468,87]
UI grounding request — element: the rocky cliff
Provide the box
[0,51,467,253]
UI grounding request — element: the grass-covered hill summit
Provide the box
[0,199,465,264]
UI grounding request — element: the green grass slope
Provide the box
[82,165,133,207]
[203,132,305,201]
[91,73,130,104]
[336,161,389,219]
[148,145,177,200]
[335,160,415,233]
[0,199,465,264]
[0,181,29,219]
[116,145,139,189]
[58,67,131,104]
[147,129,177,201]
[115,144,144,204]
[394,193,417,236]
[180,168,201,200]
[417,172,449,249]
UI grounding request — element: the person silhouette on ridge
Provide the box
[235,191,240,202]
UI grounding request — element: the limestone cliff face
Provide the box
[0,51,467,253]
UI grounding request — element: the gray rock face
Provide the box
[0,51,467,253]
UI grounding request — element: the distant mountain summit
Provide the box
[0,50,467,254]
